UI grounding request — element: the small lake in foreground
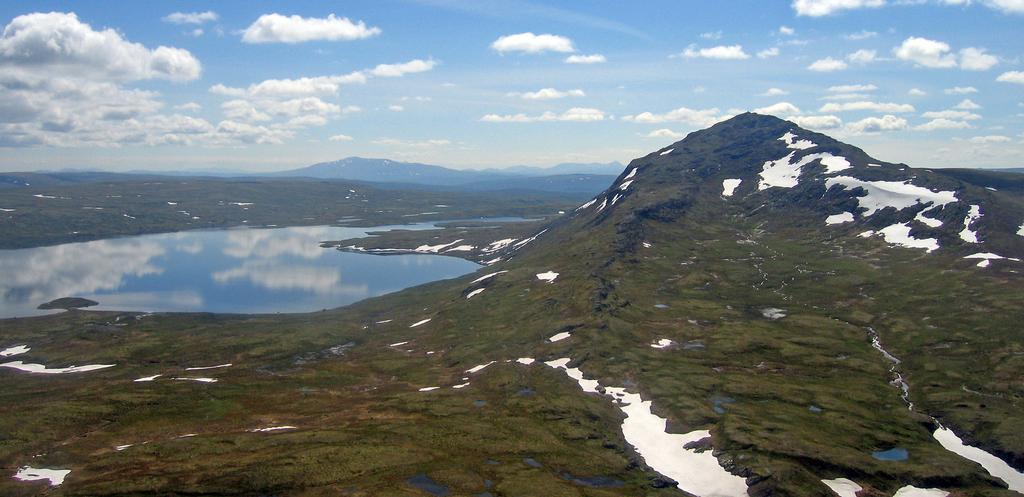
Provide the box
[0,222,487,318]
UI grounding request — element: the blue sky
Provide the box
[0,0,1022,172]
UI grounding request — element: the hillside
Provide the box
[1,114,1022,497]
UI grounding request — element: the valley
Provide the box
[2,114,1023,496]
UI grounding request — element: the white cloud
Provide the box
[163,11,218,25]
[808,57,848,71]
[369,59,437,77]
[680,44,750,60]
[372,137,451,148]
[791,115,844,129]
[480,107,605,123]
[757,47,780,59]
[846,114,908,133]
[760,88,789,96]
[967,135,1010,143]
[0,12,201,82]
[921,109,981,120]
[973,0,1024,13]
[622,106,722,126]
[700,31,723,40]
[953,98,981,110]
[894,37,957,68]
[646,128,685,139]
[510,88,585,100]
[822,93,871,101]
[959,47,999,70]
[820,101,915,113]
[388,105,404,112]
[944,86,978,94]
[491,32,575,54]
[565,54,606,64]
[241,14,380,44]
[793,0,885,16]
[222,99,272,122]
[997,71,1024,84]
[174,102,202,112]
[847,49,877,64]
[828,84,878,93]
[908,88,927,96]
[329,134,353,142]
[845,30,878,40]
[915,118,974,131]
[753,102,802,116]
[779,26,795,35]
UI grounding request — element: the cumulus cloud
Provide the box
[997,71,1024,84]
[921,109,981,120]
[369,59,437,77]
[915,118,974,131]
[700,31,723,40]
[388,105,404,112]
[953,98,981,110]
[958,47,999,70]
[174,102,202,112]
[491,32,575,54]
[779,26,796,35]
[163,11,218,25]
[328,134,353,142]
[819,101,915,113]
[847,49,877,64]
[894,37,957,68]
[0,12,210,149]
[510,88,585,100]
[828,84,878,93]
[753,102,802,116]
[757,47,780,59]
[790,115,844,130]
[646,128,685,139]
[679,44,750,60]
[908,88,927,96]
[967,135,1010,143]
[480,107,605,123]
[894,37,999,70]
[209,59,434,99]
[241,14,380,43]
[0,12,201,82]
[565,54,606,64]
[845,30,878,40]
[944,86,978,94]
[621,106,723,126]
[371,137,451,148]
[846,115,908,133]
[793,0,885,16]
[808,57,848,71]
[760,88,789,96]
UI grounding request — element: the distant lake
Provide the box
[0,222,487,318]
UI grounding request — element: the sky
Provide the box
[0,0,1022,173]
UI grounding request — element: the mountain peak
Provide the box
[565,114,1024,262]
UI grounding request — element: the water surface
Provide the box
[0,223,482,318]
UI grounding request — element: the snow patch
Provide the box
[415,239,464,253]
[933,426,1024,492]
[548,332,572,343]
[958,204,981,243]
[465,361,496,374]
[482,238,517,253]
[250,426,297,432]
[0,361,115,374]
[824,177,958,217]
[651,339,675,349]
[722,178,742,197]
[185,363,232,371]
[779,131,815,150]
[418,386,439,392]
[877,223,940,252]
[825,212,854,225]
[536,271,559,283]
[892,486,949,497]
[576,198,597,211]
[470,271,507,284]
[914,208,943,228]
[516,357,536,365]
[544,358,748,497]
[761,308,787,320]
[173,377,217,383]
[133,374,162,382]
[466,288,485,299]
[410,318,432,328]
[623,167,638,180]
[660,148,673,155]
[1,345,29,357]
[13,467,70,486]
[822,478,862,497]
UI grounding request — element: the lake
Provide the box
[0,223,483,318]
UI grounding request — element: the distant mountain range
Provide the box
[272,157,625,185]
